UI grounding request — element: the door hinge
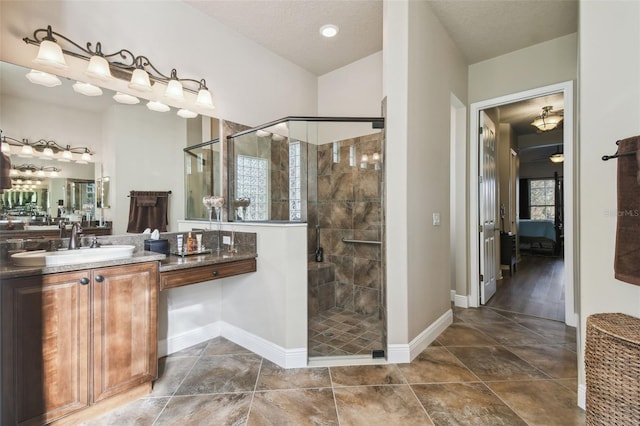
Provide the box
[479,274,484,282]
[479,127,484,135]
[479,225,483,232]
[479,176,483,183]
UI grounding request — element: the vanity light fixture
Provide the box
[33,27,67,69]
[113,92,140,104]
[165,69,185,102]
[320,24,339,38]
[23,25,216,114]
[177,109,197,119]
[147,100,170,113]
[25,69,62,87]
[72,81,103,96]
[1,136,95,163]
[129,68,153,92]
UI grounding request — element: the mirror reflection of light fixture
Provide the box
[531,106,563,132]
[25,69,62,87]
[147,100,170,113]
[256,130,271,138]
[177,109,197,119]
[73,81,103,96]
[113,92,140,104]
[23,25,215,112]
[549,147,564,163]
[1,136,95,163]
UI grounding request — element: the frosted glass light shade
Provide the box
[26,69,62,87]
[113,92,140,104]
[50,170,59,177]
[60,149,73,162]
[73,81,103,96]
[129,69,152,92]
[34,40,68,69]
[20,145,34,156]
[85,55,112,81]
[177,109,197,118]
[195,89,215,109]
[1,144,11,154]
[43,147,54,157]
[81,151,92,162]
[146,100,170,112]
[165,79,185,101]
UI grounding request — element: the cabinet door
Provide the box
[2,272,90,425]
[91,262,158,403]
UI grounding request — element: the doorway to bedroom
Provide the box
[470,81,575,325]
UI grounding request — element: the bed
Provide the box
[518,219,558,254]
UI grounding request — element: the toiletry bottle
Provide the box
[196,233,203,252]
[186,232,195,253]
[177,234,184,254]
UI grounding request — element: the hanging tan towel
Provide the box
[127,190,170,233]
[614,136,640,286]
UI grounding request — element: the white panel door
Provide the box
[479,111,497,304]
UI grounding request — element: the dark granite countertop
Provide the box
[159,249,257,273]
[0,251,166,279]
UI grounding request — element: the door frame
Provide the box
[468,81,577,327]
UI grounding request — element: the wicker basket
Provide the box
[585,313,640,425]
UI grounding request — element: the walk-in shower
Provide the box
[227,117,386,359]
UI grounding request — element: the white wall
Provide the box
[318,51,383,116]
[0,0,318,129]
[469,33,578,103]
[104,105,187,234]
[384,0,467,348]
[578,0,640,404]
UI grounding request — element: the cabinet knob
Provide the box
[80,277,90,285]
[95,275,105,282]
[212,271,219,277]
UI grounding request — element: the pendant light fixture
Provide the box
[33,26,67,69]
[549,146,564,163]
[85,46,112,81]
[129,68,153,92]
[531,106,563,132]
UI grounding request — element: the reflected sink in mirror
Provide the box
[11,245,136,267]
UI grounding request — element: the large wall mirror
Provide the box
[0,60,219,233]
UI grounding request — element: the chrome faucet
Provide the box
[58,219,67,238]
[68,223,83,250]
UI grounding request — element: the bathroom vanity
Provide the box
[0,233,258,425]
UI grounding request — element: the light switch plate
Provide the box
[433,213,441,226]
[223,235,231,244]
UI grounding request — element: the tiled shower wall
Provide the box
[308,132,383,316]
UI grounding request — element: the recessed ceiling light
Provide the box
[320,24,339,38]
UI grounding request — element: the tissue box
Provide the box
[144,239,169,255]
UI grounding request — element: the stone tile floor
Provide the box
[308,307,384,357]
[81,306,585,425]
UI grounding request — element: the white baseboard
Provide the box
[450,290,470,308]
[387,309,453,363]
[578,384,586,410]
[158,321,222,358]
[221,322,307,368]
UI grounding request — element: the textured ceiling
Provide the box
[184,0,578,75]
[184,0,383,76]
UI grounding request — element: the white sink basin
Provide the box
[11,245,136,267]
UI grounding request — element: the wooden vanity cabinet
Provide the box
[1,262,158,425]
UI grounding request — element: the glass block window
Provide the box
[289,141,302,221]
[236,155,269,220]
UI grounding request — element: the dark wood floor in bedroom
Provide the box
[486,254,565,322]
